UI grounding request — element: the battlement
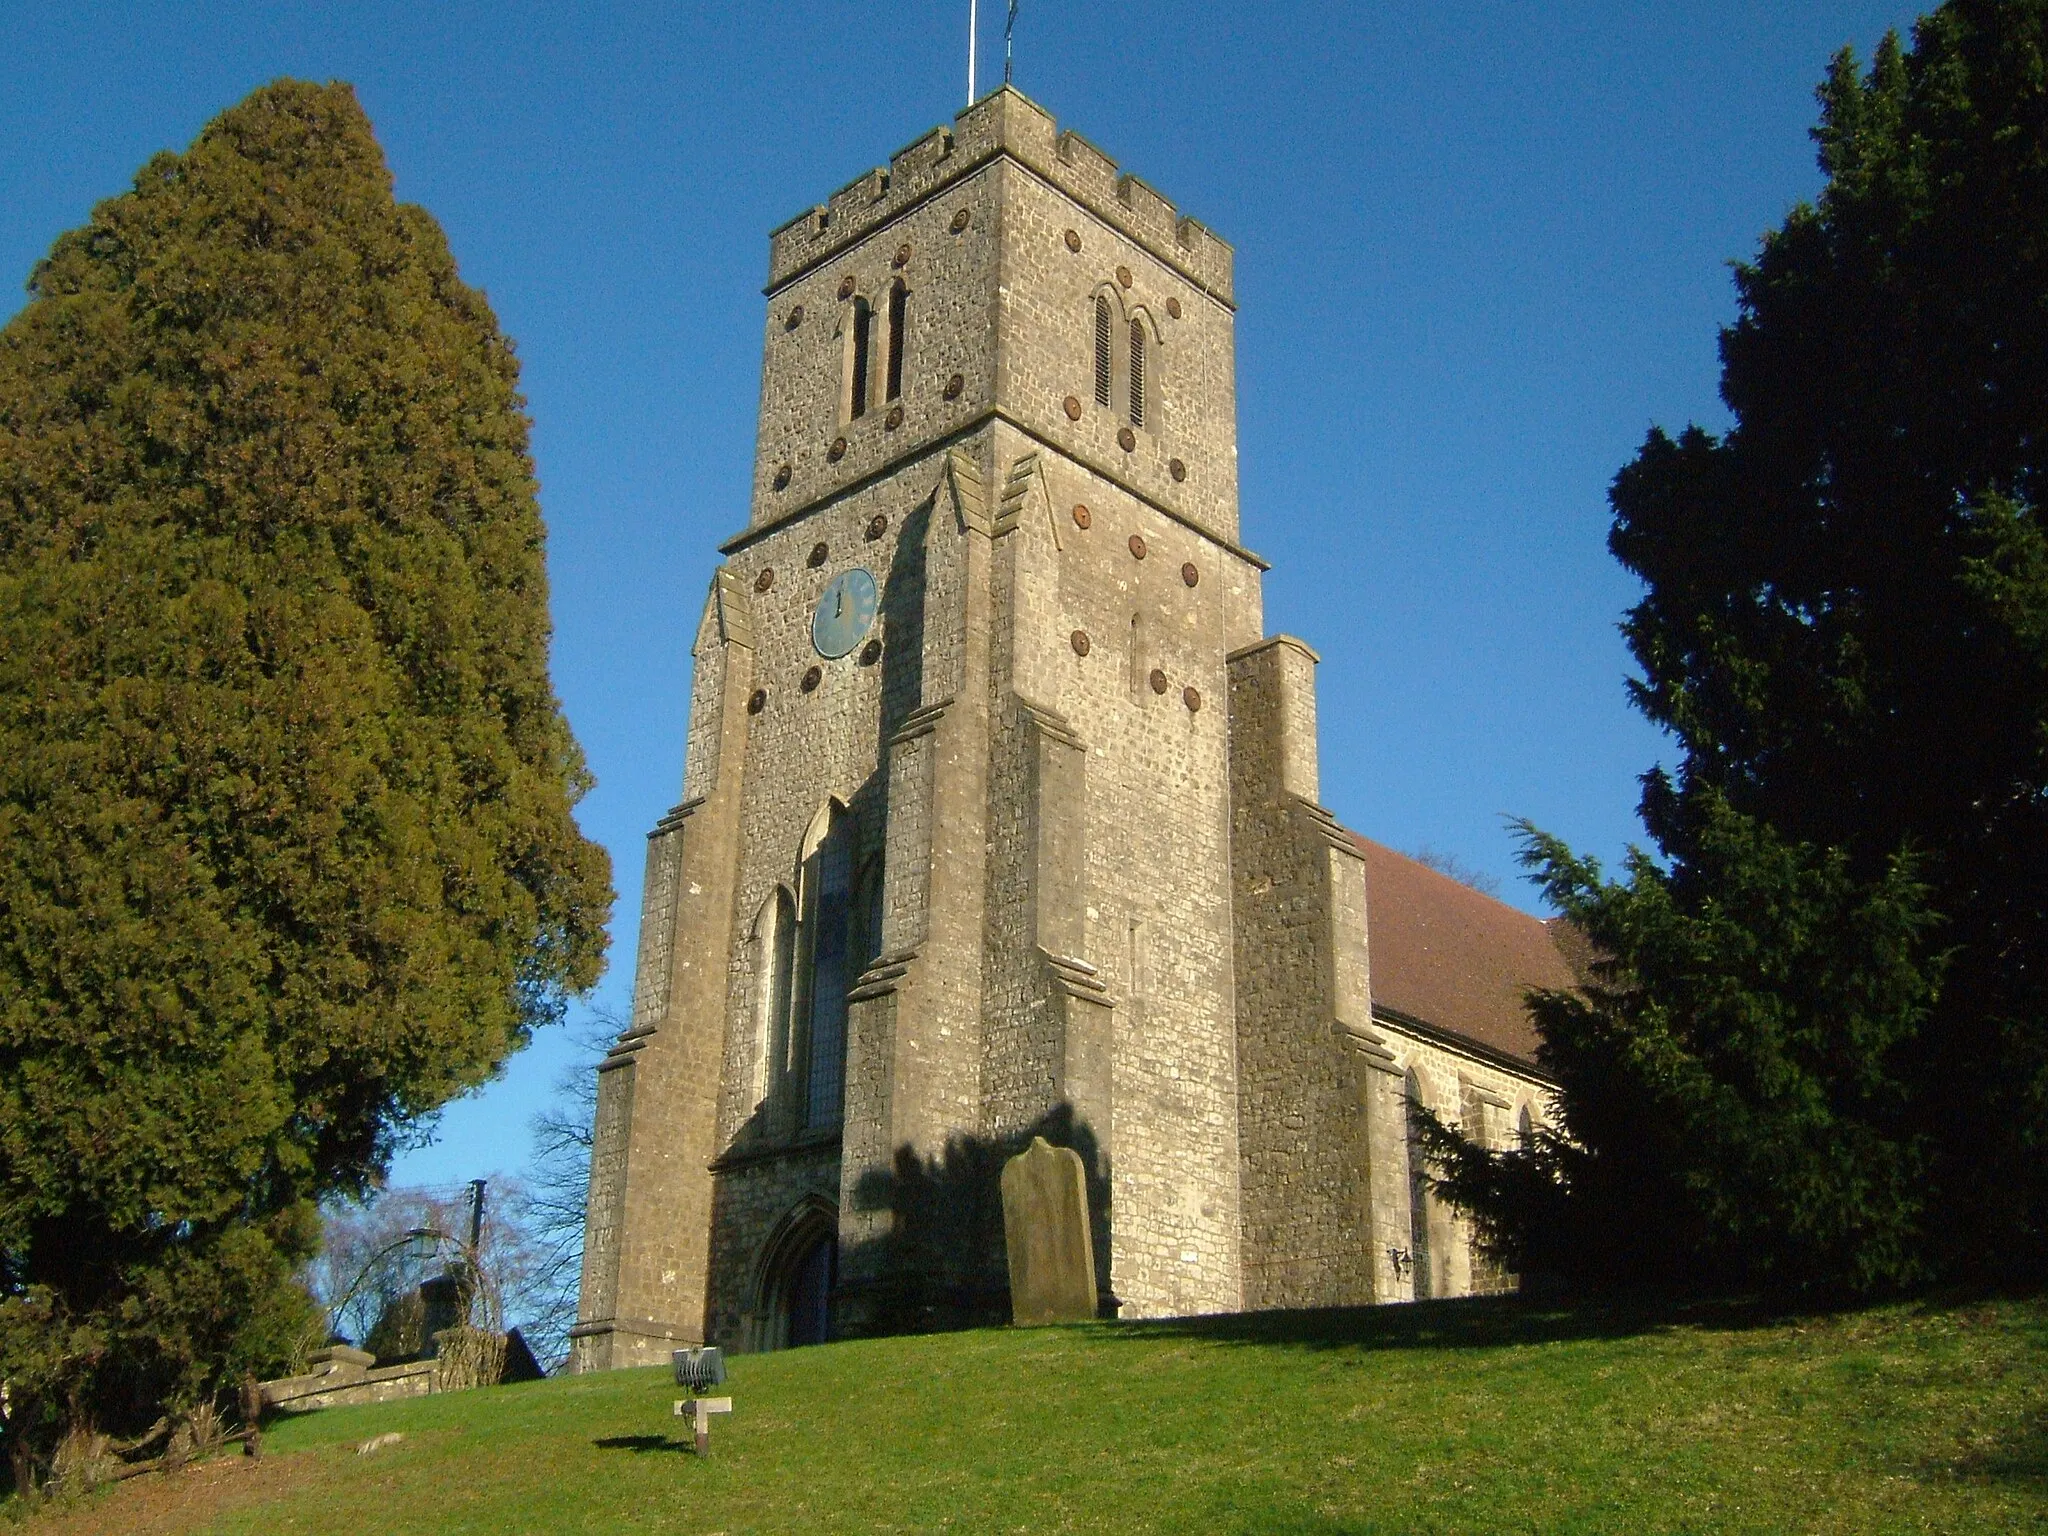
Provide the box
[767,87,1234,306]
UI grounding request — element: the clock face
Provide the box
[810,567,878,659]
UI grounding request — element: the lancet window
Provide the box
[793,805,853,1129]
[1405,1070,1435,1299]
[748,804,873,1137]
[749,886,798,1122]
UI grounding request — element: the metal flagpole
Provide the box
[968,0,978,103]
[1005,0,1017,84]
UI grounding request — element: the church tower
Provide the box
[572,89,1555,1370]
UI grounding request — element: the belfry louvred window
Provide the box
[849,296,872,419]
[885,280,907,403]
[1128,319,1146,428]
[1094,296,1112,407]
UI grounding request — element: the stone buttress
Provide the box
[1227,637,1416,1309]
[572,573,754,1369]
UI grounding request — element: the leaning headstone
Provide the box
[1000,1136,1097,1326]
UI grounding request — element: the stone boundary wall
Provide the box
[259,1348,433,1414]
[262,1327,542,1412]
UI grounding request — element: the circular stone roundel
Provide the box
[811,567,879,659]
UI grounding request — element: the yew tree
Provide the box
[0,79,611,1464]
[1434,1,2048,1295]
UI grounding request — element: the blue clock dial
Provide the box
[811,567,878,659]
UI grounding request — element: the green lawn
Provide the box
[19,1295,2048,1534]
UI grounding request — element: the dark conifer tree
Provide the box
[0,80,612,1472]
[1429,1,2048,1296]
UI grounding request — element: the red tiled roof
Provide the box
[1349,834,1581,1068]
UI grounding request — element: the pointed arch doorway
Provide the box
[751,1199,839,1351]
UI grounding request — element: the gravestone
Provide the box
[1000,1137,1097,1326]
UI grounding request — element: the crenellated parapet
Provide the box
[767,87,1234,306]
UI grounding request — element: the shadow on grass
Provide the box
[1954,1418,2048,1487]
[1095,1290,1829,1356]
[592,1435,690,1455]
[1934,1341,2048,1494]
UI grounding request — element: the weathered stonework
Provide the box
[257,1330,537,1414]
[573,89,1572,1369]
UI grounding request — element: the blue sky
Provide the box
[4,1,1923,1189]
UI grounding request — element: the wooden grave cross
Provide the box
[673,1393,732,1454]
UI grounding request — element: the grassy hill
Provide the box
[15,1295,2048,1535]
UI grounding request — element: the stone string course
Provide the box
[570,88,1559,1372]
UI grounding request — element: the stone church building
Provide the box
[570,90,1580,1371]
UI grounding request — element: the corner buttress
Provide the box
[572,569,756,1370]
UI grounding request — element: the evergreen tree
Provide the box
[0,80,612,1473]
[1433,1,2048,1295]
